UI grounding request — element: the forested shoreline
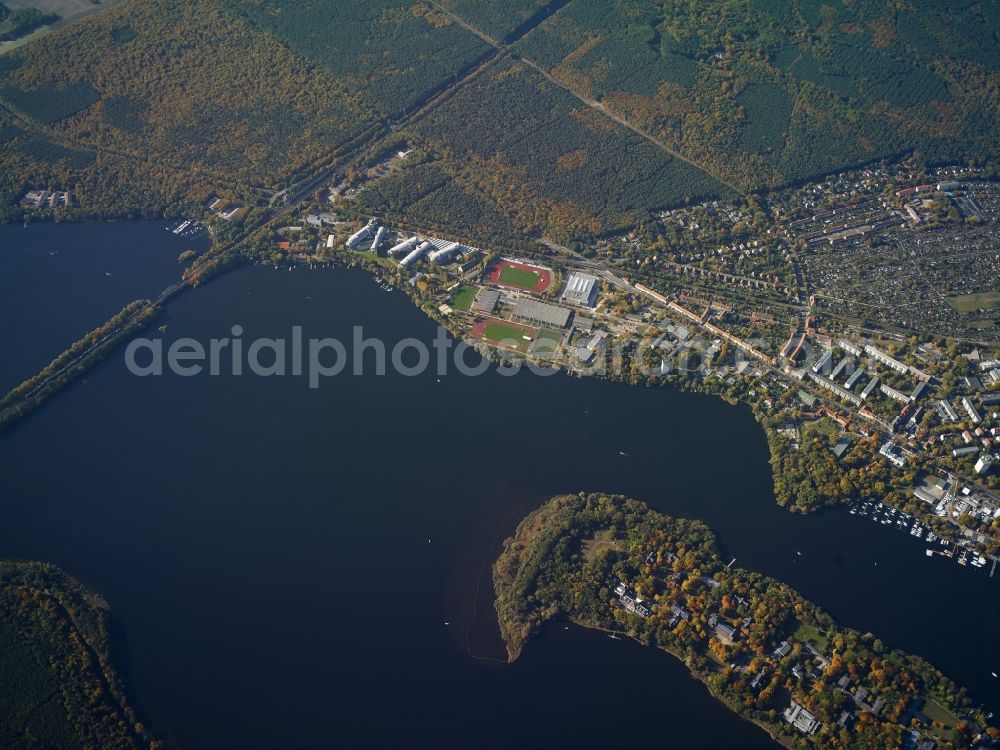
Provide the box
[495,493,997,749]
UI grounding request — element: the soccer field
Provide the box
[450,285,477,311]
[482,321,535,351]
[498,265,542,289]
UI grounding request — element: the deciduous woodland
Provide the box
[0,562,159,750]
[1,0,998,244]
[495,493,998,749]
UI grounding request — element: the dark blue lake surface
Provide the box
[0,225,996,749]
[0,220,208,393]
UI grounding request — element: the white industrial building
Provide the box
[388,236,419,257]
[860,376,880,400]
[838,339,863,357]
[561,272,600,307]
[346,218,377,249]
[512,298,572,329]
[937,399,959,422]
[400,241,432,269]
[428,241,462,264]
[369,226,386,254]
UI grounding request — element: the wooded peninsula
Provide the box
[494,493,998,749]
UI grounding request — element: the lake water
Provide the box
[0,220,209,394]
[0,225,996,748]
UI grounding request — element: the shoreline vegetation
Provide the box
[494,493,998,749]
[0,560,160,750]
[0,297,157,432]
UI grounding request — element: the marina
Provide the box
[166,218,207,239]
[850,500,992,573]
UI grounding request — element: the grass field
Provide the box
[498,265,541,289]
[450,284,477,311]
[580,529,624,562]
[801,417,838,445]
[947,291,1000,313]
[482,321,536,352]
[793,622,828,651]
[528,328,562,358]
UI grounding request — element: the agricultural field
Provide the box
[0,3,57,45]
[1,0,998,239]
[0,79,97,123]
[480,0,1000,191]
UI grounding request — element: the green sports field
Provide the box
[528,329,562,358]
[450,285,477,311]
[482,321,536,352]
[498,265,541,289]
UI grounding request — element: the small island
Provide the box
[494,493,998,749]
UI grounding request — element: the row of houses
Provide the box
[20,189,72,208]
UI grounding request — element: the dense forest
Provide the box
[356,58,732,243]
[437,0,549,42]
[0,3,58,43]
[228,0,492,119]
[0,561,160,750]
[2,0,998,244]
[0,0,490,222]
[506,0,1000,190]
[496,493,997,749]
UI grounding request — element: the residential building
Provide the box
[975,454,994,476]
[865,344,909,374]
[880,441,906,467]
[962,397,982,424]
[784,701,821,734]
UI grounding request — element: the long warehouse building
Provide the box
[346,218,377,249]
[400,241,432,268]
[512,298,572,329]
[369,226,386,254]
[388,236,419,257]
